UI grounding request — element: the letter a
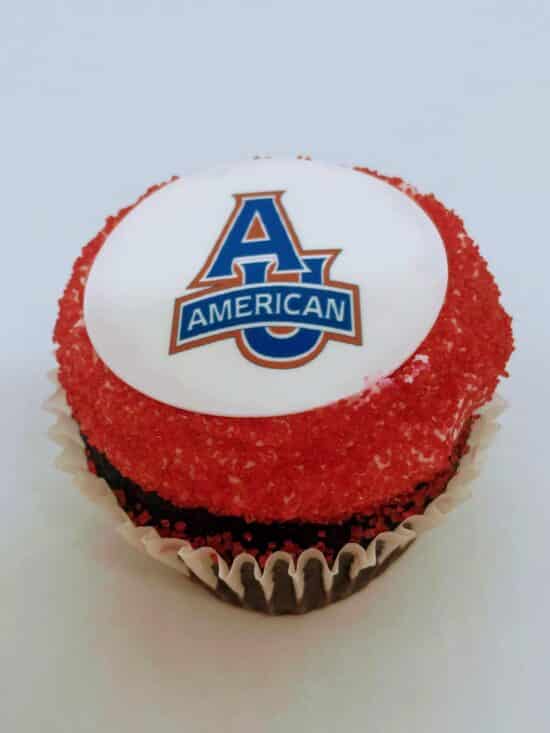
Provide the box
[202,192,306,281]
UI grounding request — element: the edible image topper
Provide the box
[84,159,448,417]
[169,190,362,368]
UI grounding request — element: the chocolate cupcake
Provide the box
[51,158,513,613]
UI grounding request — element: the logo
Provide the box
[169,191,362,368]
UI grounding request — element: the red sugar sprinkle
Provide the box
[134,510,151,526]
[54,170,513,524]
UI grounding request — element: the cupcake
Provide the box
[52,158,513,613]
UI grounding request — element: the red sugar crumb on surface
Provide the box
[135,510,152,526]
[54,170,513,524]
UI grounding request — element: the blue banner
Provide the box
[176,283,355,345]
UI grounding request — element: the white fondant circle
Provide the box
[84,159,447,417]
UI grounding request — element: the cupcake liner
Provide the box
[45,368,506,614]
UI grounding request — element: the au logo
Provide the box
[169,191,362,368]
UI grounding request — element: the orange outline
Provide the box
[169,191,362,369]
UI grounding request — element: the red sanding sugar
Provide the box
[54,170,513,524]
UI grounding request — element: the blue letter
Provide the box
[204,195,305,280]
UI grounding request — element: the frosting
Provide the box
[84,159,448,417]
[54,167,513,524]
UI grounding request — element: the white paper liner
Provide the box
[45,368,506,605]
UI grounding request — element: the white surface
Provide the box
[85,158,447,416]
[1,1,549,732]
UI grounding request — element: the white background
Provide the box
[1,1,549,731]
